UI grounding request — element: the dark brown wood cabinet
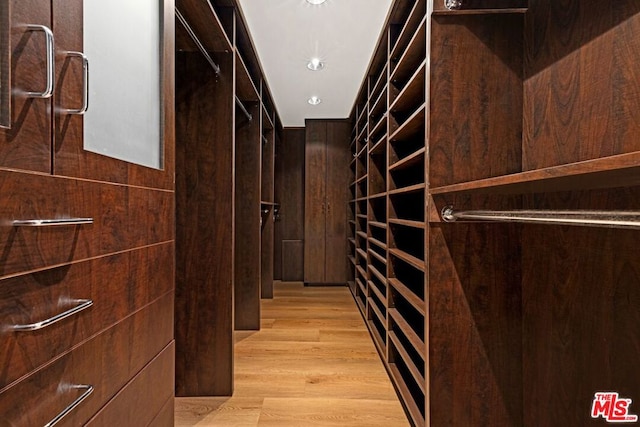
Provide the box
[347,0,640,426]
[304,119,350,284]
[0,0,175,424]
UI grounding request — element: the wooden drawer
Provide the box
[0,242,174,390]
[86,341,174,427]
[0,170,174,278]
[0,292,173,426]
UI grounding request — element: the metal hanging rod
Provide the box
[441,206,640,230]
[235,96,252,122]
[175,7,221,75]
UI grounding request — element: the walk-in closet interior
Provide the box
[1,0,639,425]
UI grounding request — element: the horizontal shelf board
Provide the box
[389,105,426,142]
[388,183,426,196]
[369,221,387,230]
[235,51,260,102]
[389,308,425,357]
[355,294,366,316]
[390,61,426,114]
[356,248,368,258]
[262,105,274,130]
[357,214,368,219]
[367,318,387,355]
[388,278,425,316]
[357,144,368,158]
[368,192,387,200]
[369,265,388,286]
[388,364,425,427]
[429,151,640,196]
[390,0,426,62]
[389,331,426,393]
[369,237,388,251]
[176,0,232,53]
[368,278,388,304]
[368,247,387,265]
[369,135,387,155]
[389,248,425,272]
[369,113,387,138]
[388,218,425,229]
[370,86,388,118]
[355,174,368,185]
[389,148,426,172]
[356,231,368,239]
[348,238,356,244]
[348,255,357,265]
[432,7,528,15]
[390,18,427,85]
[348,220,357,225]
[368,296,387,325]
[356,266,368,280]
[369,64,388,101]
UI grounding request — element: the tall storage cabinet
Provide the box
[347,0,640,426]
[304,119,350,285]
[0,0,176,424]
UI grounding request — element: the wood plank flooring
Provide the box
[175,281,410,426]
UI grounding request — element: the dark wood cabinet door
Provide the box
[52,0,175,191]
[0,0,52,173]
[324,121,349,283]
[304,122,327,283]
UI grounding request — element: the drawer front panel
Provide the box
[0,170,174,278]
[85,341,174,427]
[0,292,173,426]
[0,242,174,389]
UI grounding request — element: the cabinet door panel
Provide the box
[304,122,327,283]
[324,121,349,283]
[53,0,175,190]
[0,0,51,173]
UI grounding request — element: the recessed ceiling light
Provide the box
[307,58,324,71]
[308,96,322,105]
[306,0,327,4]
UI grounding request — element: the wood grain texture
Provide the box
[304,121,327,283]
[277,129,305,280]
[261,127,275,298]
[429,14,523,187]
[53,0,176,190]
[428,204,523,427]
[0,170,174,278]
[0,0,51,173]
[282,240,304,282]
[175,282,409,427]
[175,51,235,396]
[85,342,175,427]
[235,102,261,329]
[522,188,640,427]
[523,0,640,170]
[324,121,350,284]
[0,292,173,426]
[0,243,173,391]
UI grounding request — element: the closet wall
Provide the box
[0,0,175,424]
[348,0,640,426]
[175,0,280,396]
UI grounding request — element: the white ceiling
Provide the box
[237,0,393,128]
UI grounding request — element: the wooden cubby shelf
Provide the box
[389,147,425,172]
[368,248,387,265]
[389,278,425,317]
[389,308,424,356]
[369,220,387,229]
[388,218,424,229]
[389,248,425,272]
[388,183,425,196]
[388,331,426,393]
[369,237,388,251]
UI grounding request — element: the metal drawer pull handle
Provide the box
[59,51,89,115]
[25,24,55,98]
[44,384,94,427]
[11,299,93,331]
[12,218,93,227]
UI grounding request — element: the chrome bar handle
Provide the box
[11,299,93,331]
[44,384,94,427]
[24,24,55,98]
[59,51,89,115]
[12,218,93,227]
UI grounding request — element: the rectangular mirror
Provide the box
[0,1,10,129]
[83,0,163,169]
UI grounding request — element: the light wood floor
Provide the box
[175,281,410,426]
